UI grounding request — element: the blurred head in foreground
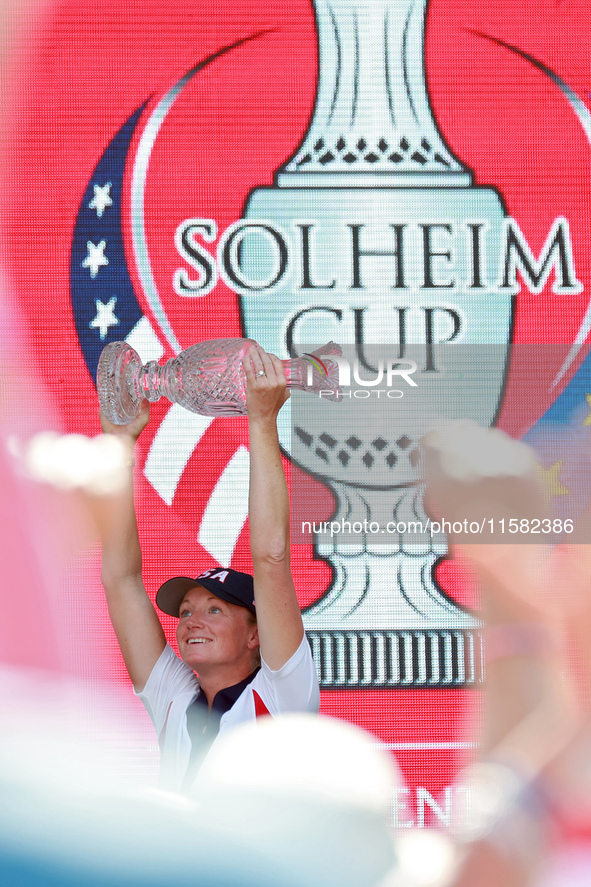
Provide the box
[192,713,400,887]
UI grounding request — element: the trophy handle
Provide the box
[96,341,144,424]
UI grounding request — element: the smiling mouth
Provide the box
[187,638,212,644]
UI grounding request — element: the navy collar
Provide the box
[193,666,261,717]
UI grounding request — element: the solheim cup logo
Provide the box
[238,0,511,688]
[60,0,585,698]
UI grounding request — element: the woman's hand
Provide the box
[243,345,289,424]
[99,400,151,445]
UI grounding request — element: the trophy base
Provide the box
[97,341,143,425]
[306,628,484,689]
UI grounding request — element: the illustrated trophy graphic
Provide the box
[237,0,512,688]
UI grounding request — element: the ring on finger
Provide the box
[256,370,266,377]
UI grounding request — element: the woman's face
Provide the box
[176,585,259,673]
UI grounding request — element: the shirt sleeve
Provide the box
[256,634,320,715]
[135,643,198,740]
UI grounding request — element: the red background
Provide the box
[2,0,590,827]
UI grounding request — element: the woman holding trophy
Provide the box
[98,343,319,792]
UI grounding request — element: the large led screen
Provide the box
[3,0,591,830]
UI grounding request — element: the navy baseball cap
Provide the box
[156,567,256,618]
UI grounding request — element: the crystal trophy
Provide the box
[237,0,513,687]
[97,339,341,424]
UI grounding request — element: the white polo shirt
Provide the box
[136,634,320,792]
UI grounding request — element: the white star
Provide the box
[82,240,108,278]
[88,182,113,218]
[90,296,119,339]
